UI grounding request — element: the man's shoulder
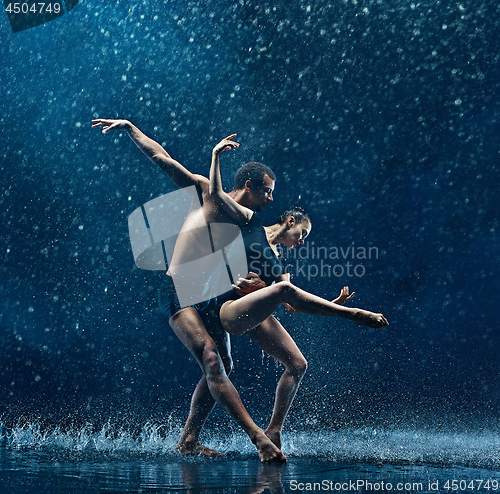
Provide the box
[191,174,210,199]
[192,174,209,188]
[248,212,260,225]
[239,212,260,229]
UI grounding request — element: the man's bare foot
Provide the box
[264,427,282,450]
[176,440,222,457]
[253,432,286,463]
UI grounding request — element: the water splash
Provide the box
[2,421,499,469]
[2,420,180,455]
[285,429,500,469]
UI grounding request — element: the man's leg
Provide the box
[176,376,218,456]
[169,307,286,463]
[248,316,307,449]
[176,328,233,456]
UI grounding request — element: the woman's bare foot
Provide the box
[253,432,286,463]
[351,309,389,328]
[176,439,222,457]
[264,427,282,450]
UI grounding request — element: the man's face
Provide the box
[249,174,275,211]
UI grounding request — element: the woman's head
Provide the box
[276,206,311,248]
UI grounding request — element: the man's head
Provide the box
[233,161,276,212]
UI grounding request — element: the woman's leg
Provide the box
[248,316,308,449]
[169,307,285,463]
[220,281,388,335]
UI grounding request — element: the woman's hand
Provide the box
[332,286,355,305]
[213,134,239,155]
[91,118,130,133]
[284,303,299,313]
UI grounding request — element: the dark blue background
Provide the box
[0,0,498,432]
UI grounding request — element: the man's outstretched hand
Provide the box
[91,119,129,133]
[232,271,266,296]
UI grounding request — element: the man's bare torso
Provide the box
[167,176,246,276]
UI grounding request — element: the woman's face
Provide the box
[282,217,311,248]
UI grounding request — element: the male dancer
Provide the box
[93,120,387,460]
[92,119,291,462]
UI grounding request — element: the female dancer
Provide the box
[198,135,388,449]
[224,204,356,449]
[208,135,389,335]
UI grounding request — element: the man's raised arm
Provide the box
[91,119,199,189]
[209,134,253,224]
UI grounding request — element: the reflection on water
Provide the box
[1,447,499,494]
[0,447,286,493]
